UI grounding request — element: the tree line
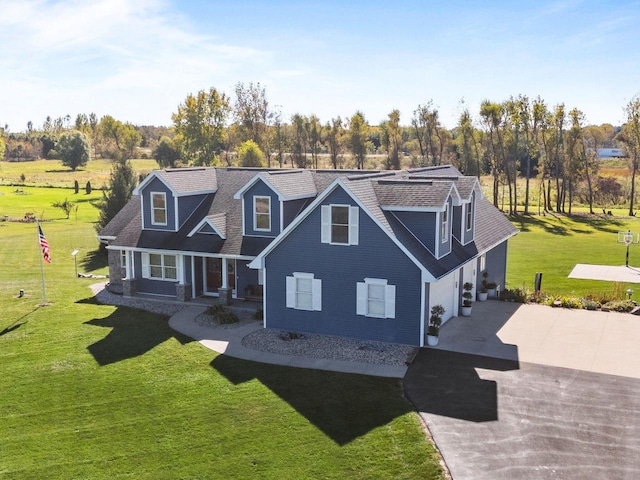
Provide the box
[2,83,640,218]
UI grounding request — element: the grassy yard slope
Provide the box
[0,198,442,479]
[507,212,640,297]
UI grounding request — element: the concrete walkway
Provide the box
[434,300,640,379]
[169,306,408,378]
[569,263,640,283]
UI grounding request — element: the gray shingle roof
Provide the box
[155,167,218,194]
[101,166,517,277]
[206,213,226,238]
[373,179,454,209]
[262,170,317,199]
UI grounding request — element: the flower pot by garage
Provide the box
[461,305,472,316]
[477,291,488,302]
[427,335,439,346]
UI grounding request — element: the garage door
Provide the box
[429,270,458,323]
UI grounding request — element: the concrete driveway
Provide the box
[405,301,640,480]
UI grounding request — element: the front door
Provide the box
[227,259,236,293]
[205,258,222,294]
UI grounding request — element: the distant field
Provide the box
[0,158,159,188]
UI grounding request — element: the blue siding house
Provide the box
[99,165,517,346]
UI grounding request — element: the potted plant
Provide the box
[487,280,498,298]
[427,305,445,346]
[461,282,473,316]
[478,271,489,301]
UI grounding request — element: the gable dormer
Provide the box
[234,170,317,237]
[450,177,481,246]
[134,168,218,231]
[375,178,460,259]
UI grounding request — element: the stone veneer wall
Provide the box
[106,249,123,294]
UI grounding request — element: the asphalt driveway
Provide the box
[405,302,640,479]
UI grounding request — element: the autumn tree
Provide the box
[454,108,483,177]
[234,82,271,158]
[237,140,266,167]
[172,87,230,165]
[99,116,141,160]
[380,109,402,170]
[326,117,344,169]
[348,111,369,169]
[290,114,309,168]
[56,130,91,171]
[617,96,640,216]
[271,109,287,168]
[307,115,322,169]
[153,136,182,168]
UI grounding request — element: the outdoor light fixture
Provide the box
[71,249,80,278]
[627,288,634,300]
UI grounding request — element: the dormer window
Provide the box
[466,203,472,230]
[321,205,359,245]
[441,204,449,243]
[151,192,167,225]
[254,196,271,231]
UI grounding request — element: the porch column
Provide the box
[221,257,228,289]
[191,256,196,299]
[125,251,133,279]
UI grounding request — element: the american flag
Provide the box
[38,224,51,263]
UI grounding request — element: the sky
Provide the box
[1,0,639,132]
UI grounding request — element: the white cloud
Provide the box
[0,0,272,129]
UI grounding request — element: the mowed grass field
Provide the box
[507,212,640,297]
[0,158,159,188]
[0,181,443,478]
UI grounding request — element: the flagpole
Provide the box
[36,220,47,305]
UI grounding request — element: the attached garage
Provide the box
[429,270,458,323]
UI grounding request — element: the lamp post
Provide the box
[71,249,79,277]
[624,230,633,267]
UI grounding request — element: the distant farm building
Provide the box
[598,148,627,159]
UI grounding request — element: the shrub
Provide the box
[206,304,239,324]
[74,179,79,194]
[581,298,599,311]
[85,181,92,194]
[603,300,636,312]
[560,296,582,309]
[501,287,527,303]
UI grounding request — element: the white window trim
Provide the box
[441,204,449,243]
[286,272,322,311]
[151,192,168,226]
[466,202,473,231]
[480,253,486,272]
[141,252,180,282]
[356,278,396,319]
[253,195,271,232]
[121,250,128,279]
[321,204,359,245]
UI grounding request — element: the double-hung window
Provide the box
[466,202,473,231]
[254,196,271,231]
[286,272,322,311]
[151,192,167,226]
[121,250,128,279]
[142,253,178,281]
[441,204,449,243]
[321,204,359,245]
[357,278,396,319]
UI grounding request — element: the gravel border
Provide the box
[89,283,185,317]
[242,328,416,367]
[90,283,417,367]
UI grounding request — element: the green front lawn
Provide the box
[0,214,443,479]
[507,212,640,297]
